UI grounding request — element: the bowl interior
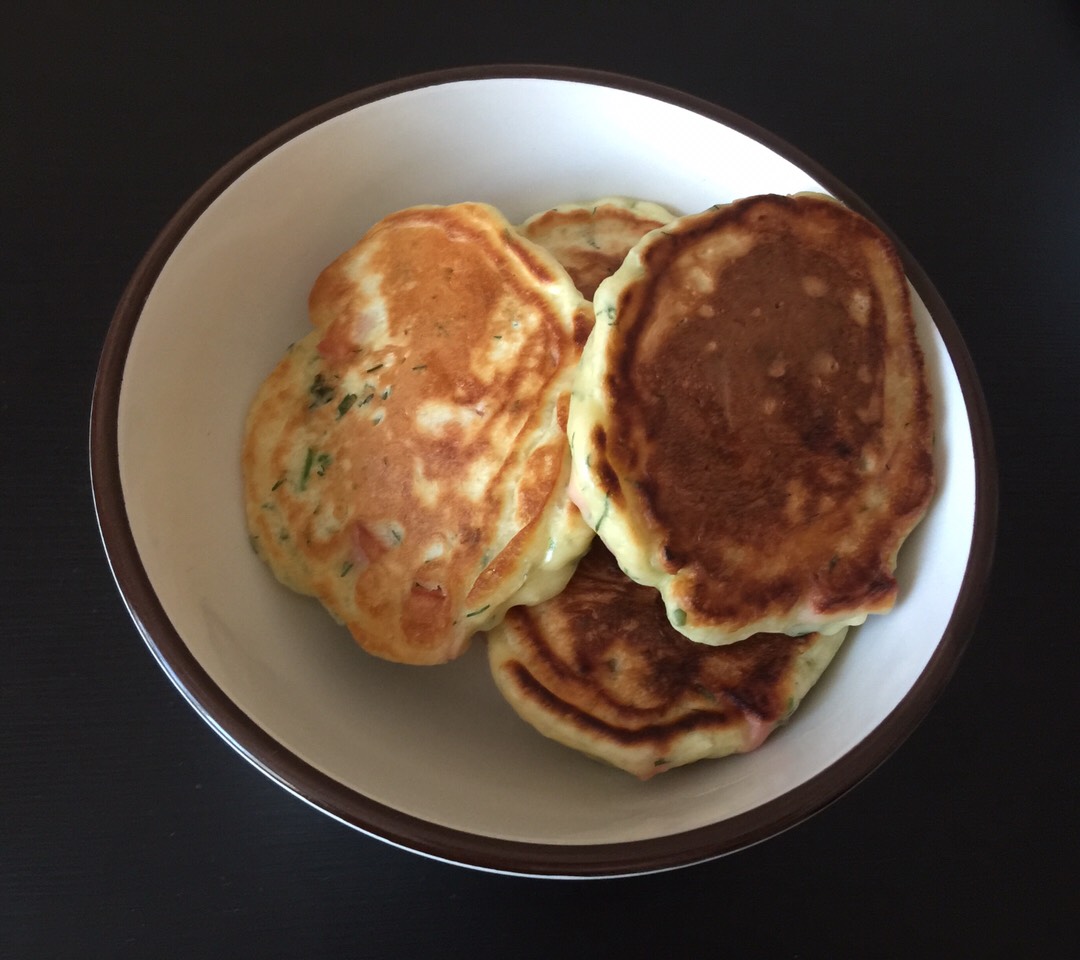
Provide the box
[106,75,976,861]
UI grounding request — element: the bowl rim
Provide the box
[89,63,998,878]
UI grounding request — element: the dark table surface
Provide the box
[6,1,1078,956]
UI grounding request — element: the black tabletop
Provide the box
[6,1,1078,956]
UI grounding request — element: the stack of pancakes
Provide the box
[244,194,934,778]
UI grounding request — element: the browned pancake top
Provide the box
[245,204,591,664]
[498,542,818,749]
[595,194,934,628]
[519,201,672,300]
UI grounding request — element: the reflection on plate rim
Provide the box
[89,64,998,878]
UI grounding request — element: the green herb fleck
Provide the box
[270,478,285,491]
[381,387,392,400]
[365,363,384,373]
[299,448,315,490]
[308,373,335,407]
[340,561,354,577]
[336,393,358,418]
[492,334,502,340]
[594,496,610,532]
[671,607,687,627]
[411,364,427,371]
[654,758,668,767]
[358,392,375,408]
[315,452,332,477]
[465,605,491,618]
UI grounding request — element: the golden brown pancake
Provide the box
[244,203,595,665]
[488,541,848,779]
[568,193,934,645]
[518,198,675,300]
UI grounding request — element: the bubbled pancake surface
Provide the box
[518,198,675,301]
[488,542,848,779]
[568,193,935,646]
[244,203,594,665]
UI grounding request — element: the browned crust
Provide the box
[492,543,818,767]
[245,203,585,664]
[594,194,935,634]
[519,201,671,300]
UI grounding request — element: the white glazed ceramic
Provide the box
[91,67,996,877]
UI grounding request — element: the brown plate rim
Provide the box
[89,63,998,878]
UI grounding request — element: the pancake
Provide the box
[488,541,848,779]
[568,193,935,645]
[518,197,675,300]
[244,202,595,665]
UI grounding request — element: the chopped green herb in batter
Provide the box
[308,373,335,407]
[336,393,358,418]
[298,448,315,490]
[594,496,610,532]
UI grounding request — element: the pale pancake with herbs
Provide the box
[568,193,934,646]
[518,198,675,301]
[244,203,595,665]
[488,541,847,779]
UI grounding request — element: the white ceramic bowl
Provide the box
[91,66,996,877]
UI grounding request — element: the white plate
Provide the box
[91,67,996,877]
